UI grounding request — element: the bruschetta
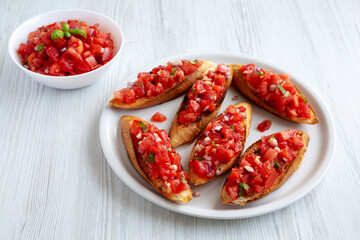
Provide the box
[221,129,309,206]
[121,115,192,203]
[169,64,233,148]
[231,64,318,124]
[188,102,252,185]
[110,59,216,109]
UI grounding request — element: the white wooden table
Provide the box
[1,0,359,239]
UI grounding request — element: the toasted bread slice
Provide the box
[110,60,216,109]
[121,115,192,203]
[221,130,309,206]
[231,64,318,124]
[169,65,233,148]
[189,102,252,185]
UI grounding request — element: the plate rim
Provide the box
[99,51,336,219]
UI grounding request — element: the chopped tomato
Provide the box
[257,120,272,132]
[178,64,230,125]
[130,120,190,194]
[17,19,114,76]
[113,60,202,104]
[240,64,312,120]
[225,129,304,200]
[151,112,167,122]
[190,104,247,179]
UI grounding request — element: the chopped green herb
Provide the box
[190,59,198,64]
[230,124,235,132]
[238,182,249,197]
[69,28,87,38]
[255,149,262,155]
[181,176,187,184]
[51,29,64,40]
[269,136,275,142]
[212,141,217,146]
[166,148,171,151]
[274,161,281,169]
[192,88,198,95]
[170,67,177,77]
[136,82,143,86]
[36,43,44,52]
[61,23,69,33]
[193,156,204,160]
[257,71,264,76]
[300,93,308,103]
[277,84,288,96]
[137,121,149,133]
[184,104,189,109]
[148,153,154,163]
[217,166,221,170]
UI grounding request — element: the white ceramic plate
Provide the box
[99,52,336,219]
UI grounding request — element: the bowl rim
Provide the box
[8,8,124,79]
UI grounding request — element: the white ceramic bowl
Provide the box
[8,9,124,89]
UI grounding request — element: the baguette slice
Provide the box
[221,130,309,206]
[169,65,233,148]
[110,60,216,109]
[231,64,318,124]
[189,102,252,185]
[121,115,192,203]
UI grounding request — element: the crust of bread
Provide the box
[231,64,318,124]
[221,131,309,206]
[169,65,234,148]
[110,60,216,109]
[188,102,252,185]
[121,115,192,203]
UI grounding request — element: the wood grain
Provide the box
[0,0,359,239]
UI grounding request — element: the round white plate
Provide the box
[99,52,336,219]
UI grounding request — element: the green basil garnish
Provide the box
[137,121,149,133]
[193,156,204,160]
[191,88,197,95]
[36,43,44,52]
[136,82,143,86]
[212,141,217,146]
[148,153,154,163]
[181,176,187,184]
[277,84,288,96]
[61,23,69,33]
[238,182,249,197]
[51,29,64,40]
[230,124,235,132]
[69,28,87,38]
[274,161,281,169]
[300,93,308,103]
[257,71,263,76]
[190,59,198,64]
[170,67,177,77]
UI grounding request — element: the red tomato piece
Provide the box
[257,120,272,132]
[151,112,167,122]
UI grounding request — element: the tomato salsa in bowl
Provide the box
[8,9,124,89]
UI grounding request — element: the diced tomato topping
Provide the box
[240,64,312,120]
[130,120,190,194]
[151,112,167,122]
[178,64,230,125]
[113,60,202,104]
[17,19,114,76]
[257,120,272,132]
[225,129,304,200]
[190,104,247,179]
